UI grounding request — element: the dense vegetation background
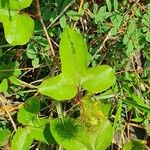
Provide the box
[0,0,150,150]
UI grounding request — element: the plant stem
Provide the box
[55,101,64,123]
[47,1,73,29]
[78,0,84,13]
[113,100,122,130]
[35,0,60,68]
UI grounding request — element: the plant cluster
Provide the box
[0,0,149,150]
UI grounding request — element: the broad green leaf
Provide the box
[80,97,113,150]
[24,97,40,114]
[17,106,37,126]
[31,118,50,127]
[50,117,113,150]
[81,95,105,120]
[39,27,116,101]
[3,14,34,45]
[101,102,112,117]
[0,0,33,10]
[51,98,113,150]
[0,9,18,22]
[94,120,113,150]
[0,78,8,92]
[82,65,115,93]
[0,129,11,146]
[29,123,56,144]
[60,27,88,81]
[0,0,34,45]
[50,117,88,150]
[17,97,40,126]
[39,74,77,100]
[11,128,33,150]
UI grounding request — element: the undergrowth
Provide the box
[0,0,149,150]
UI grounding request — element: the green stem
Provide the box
[20,80,37,89]
[91,94,116,100]
[0,44,11,48]
[55,101,64,123]
[113,100,122,131]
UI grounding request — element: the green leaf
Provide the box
[131,94,145,106]
[60,16,67,29]
[144,118,150,136]
[123,140,144,150]
[82,65,115,93]
[142,14,149,27]
[39,27,116,101]
[80,97,113,150]
[95,6,107,23]
[17,97,40,126]
[50,117,88,150]
[94,120,113,150]
[131,117,144,123]
[110,26,118,35]
[29,123,56,144]
[26,44,38,59]
[9,76,21,85]
[60,27,88,81]
[0,0,34,45]
[50,117,113,150]
[3,14,34,45]
[0,0,33,10]
[39,74,77,100]
[113,0,118,11]
[0,78,8,92]
[0,62,21,79]
[0,129,11,146]
[123,34,129,44]
[101,102,112,117]
[106,0,112,12]
[51,98,113,150]
[24,97,40,114]
[11,128,33,150]
[146,31,150,42]
[127,40,133,55]
[32,57,39,68]
[67,10,82,21]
